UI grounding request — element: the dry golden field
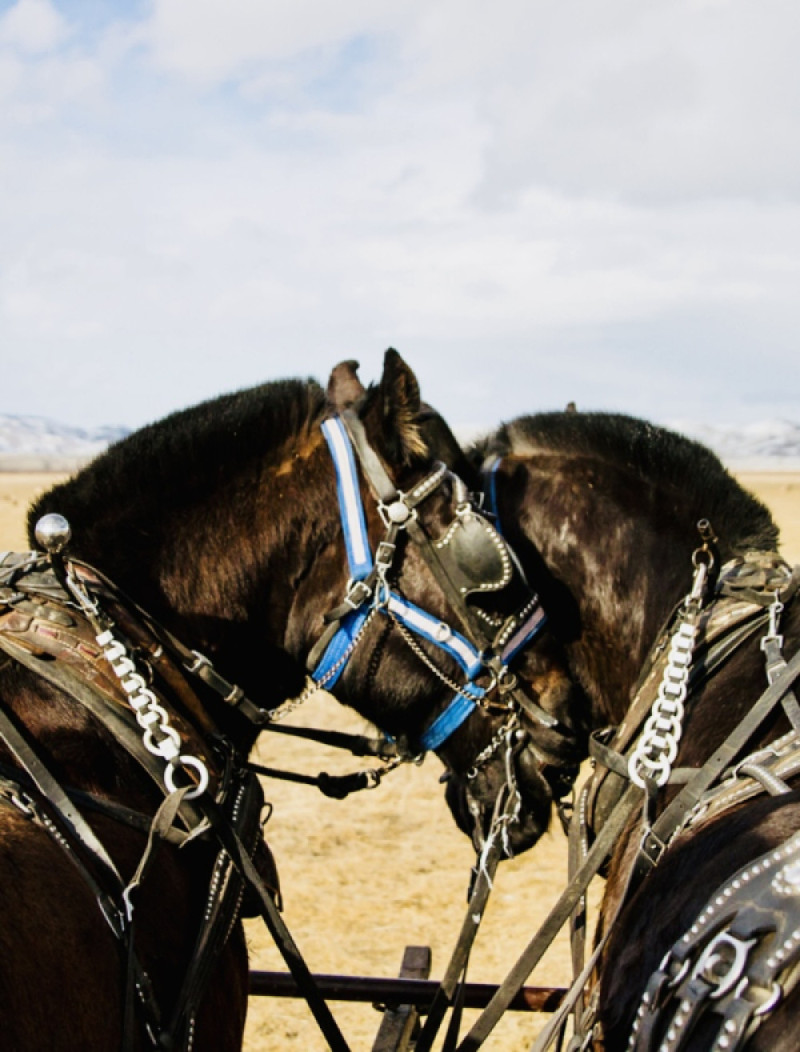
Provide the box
[0,470,798,1051]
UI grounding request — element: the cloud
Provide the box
[145,0,422,83]
[0,0,799,431]
[0,0,67,55]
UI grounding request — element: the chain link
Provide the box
[96,626,209,799]
[467,710,519,778]
[629,561,709,789]
[390,614,493,705]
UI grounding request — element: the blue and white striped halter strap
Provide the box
[308,414,546,752]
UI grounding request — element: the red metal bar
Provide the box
[249,970,565,1013]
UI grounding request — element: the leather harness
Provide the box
[562,551,800,1052]
[0,550,291,1050]
[447,545,800,1052]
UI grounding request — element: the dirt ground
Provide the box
[0,470,797,1051]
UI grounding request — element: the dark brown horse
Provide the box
[0,350,572,1051]
[446,411,799,1051]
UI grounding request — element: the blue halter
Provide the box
[312,416,485,749]
[310,417,547,751]
[482,455,504,534]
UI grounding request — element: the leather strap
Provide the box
[198,795,353,1052]
[456,782,644,1051]
[0,630,206,830]
[634,647,800,886]
[0,699,126,934]
[413,841,503,1052]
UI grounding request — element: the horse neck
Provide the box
[504,454,706,730]
[31,436,336,723]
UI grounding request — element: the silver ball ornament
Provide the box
[385,500,411,524]
[34,513,72,554]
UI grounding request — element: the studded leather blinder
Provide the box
[434,512,513,599]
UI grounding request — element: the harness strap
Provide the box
[322,416,374,579]
[419,686,483,752]
[57,558,270,728]
[414,848,502,1052]
[481,456,503,533]
[339,409,399,503]
[0,700,127,932]
[568,781,591,1037]
[0,761,190,846]
[260,719,398,757]
[248,759,393,799]
[0,703,165,1048]
[455,782,644,1052]
[690,730,800,826]
[198,795,352,1052]
[0,630,206,831]
[163,778,265,1047]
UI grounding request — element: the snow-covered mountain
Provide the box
[0,413,798,470]
[667,419,800,468]
[0,414,129,470]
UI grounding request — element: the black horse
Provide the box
[0,351,571,1051]
[447,411,799,1051]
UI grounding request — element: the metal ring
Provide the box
[629,751,671,789]
[165,755,210,800]
[143,724,181,760]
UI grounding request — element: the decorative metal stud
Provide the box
[385,500,411,525]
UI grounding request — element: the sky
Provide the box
[1,0,799,435]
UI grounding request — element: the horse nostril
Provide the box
[439,770,452,783]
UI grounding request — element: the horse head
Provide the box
[320,372,587,858]
[436,456,589,857]
[443,409,786,861]
[305,353,585,857]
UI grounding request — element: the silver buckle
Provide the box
[345,579,372,609]
[375,541,396,572]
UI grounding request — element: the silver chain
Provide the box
[628,552,711,790]
[53,553,210,800]
[473,714,525,877]
[96,626,210,799]
[391,614,491,704]
[467,710,519,778]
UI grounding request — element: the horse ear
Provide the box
[418,403,476,484]
[378,348,428,464]
[327,360,366,410]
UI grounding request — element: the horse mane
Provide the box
[28,377,328,547]
[476,410,780,555]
